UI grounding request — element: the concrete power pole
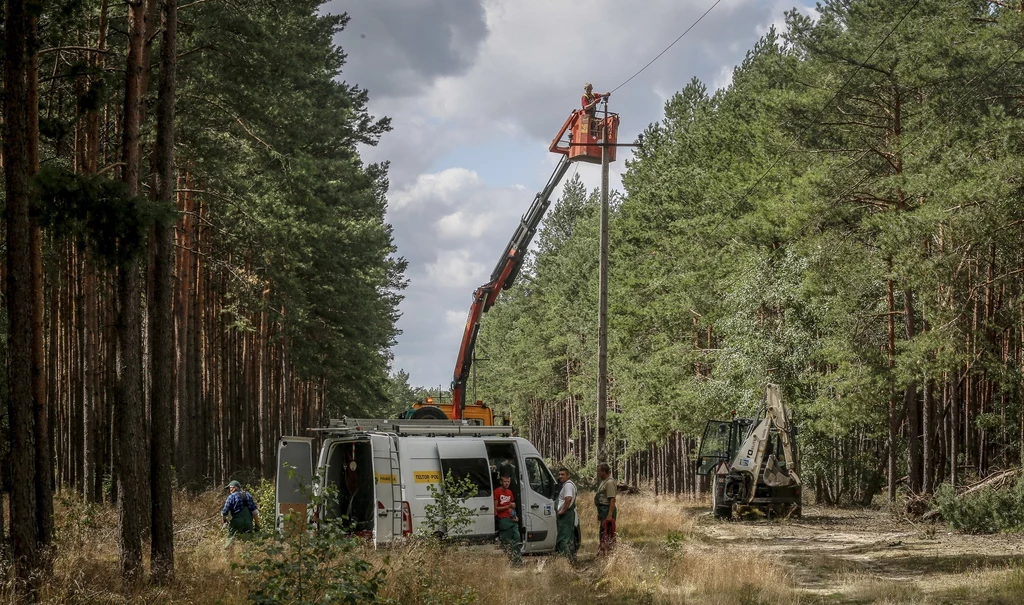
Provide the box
[596,100,610,465]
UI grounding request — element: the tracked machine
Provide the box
[696,384,802,519]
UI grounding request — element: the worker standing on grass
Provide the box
[493,473,523,565]
[221,479,260,545]
[595,463,617,557]
[555,467,578,562]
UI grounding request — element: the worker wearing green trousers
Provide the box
[555,468,578,561]
[493,474,523,564]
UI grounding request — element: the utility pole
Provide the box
[596,99,610,464]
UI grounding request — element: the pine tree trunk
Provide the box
[904,288,921,494]
[5,0,42,592]
[115,0,150,584]
[149,0,178,582]
[886,276,898,501]
[922,379,934,494]
[27,12,54,556]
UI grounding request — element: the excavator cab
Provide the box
[549,109,620,164]
[696,385,801,520]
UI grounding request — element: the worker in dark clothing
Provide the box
[221,479,260,544]
[595,463,617,557]
[555,467,578,562]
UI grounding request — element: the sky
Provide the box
[322,0,809,389]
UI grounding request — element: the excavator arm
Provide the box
[729,384,800,502]
[450,154,573,418]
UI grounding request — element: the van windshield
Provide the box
[525,457,554,498]
[440,457,492,498]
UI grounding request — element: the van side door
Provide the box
[436,440,495,538]
[275,437,314,534]
[370,434,401,544]
[522,456,558,553]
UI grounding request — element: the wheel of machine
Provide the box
[410,406,448,420]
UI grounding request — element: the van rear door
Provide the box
[275,437,314,534]
[436,440,495,538]
[370,434,400,544]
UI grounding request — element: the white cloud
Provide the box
[445,310,467,329]
[388,167,481,212]
[425,250,487,288]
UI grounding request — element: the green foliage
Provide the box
[31,165,176,264]
[418,471,477,542]
[384,370,418,416]
[934,480,1024,535]
[248,479,276,535]
[239,472,388,604]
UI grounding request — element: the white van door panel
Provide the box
[522,456,558,553]
[275,437,314,533]
[370,434,400,543]
[436,440,495,537]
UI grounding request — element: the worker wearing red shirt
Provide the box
[582,83,610,137]
[581,82,610,115]
[494,473,523,564]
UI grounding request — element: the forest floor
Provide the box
[694,504,1024,604]
[4,491,1024,604]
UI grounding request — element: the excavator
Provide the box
[403,102,620,424]
[696,384,802,519]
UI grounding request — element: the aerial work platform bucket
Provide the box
[549,109,620,164]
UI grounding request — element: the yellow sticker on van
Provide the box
[375,473,396,484]
[413,471,441,483]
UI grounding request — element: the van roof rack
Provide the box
[312,417,516,437]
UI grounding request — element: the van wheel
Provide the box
[410,406,448,420]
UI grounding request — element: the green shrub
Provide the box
[238,468,388,604]
[419,470,476,542]
[248,478,276,535]
[934,478,1024,534]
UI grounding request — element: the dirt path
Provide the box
[693,505,1024,600]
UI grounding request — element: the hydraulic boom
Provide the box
[450,154,572,418]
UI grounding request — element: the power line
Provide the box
[610,0,724,94]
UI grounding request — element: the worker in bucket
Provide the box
[221,479,260,544]
[581,83,610,133]
[595,463,617,556]
[555,467,578,562]
[493,473,523,565]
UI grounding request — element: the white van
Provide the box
[274,418,579,554]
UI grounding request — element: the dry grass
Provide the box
[8,489,1023,604]
[2,490,804,605]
